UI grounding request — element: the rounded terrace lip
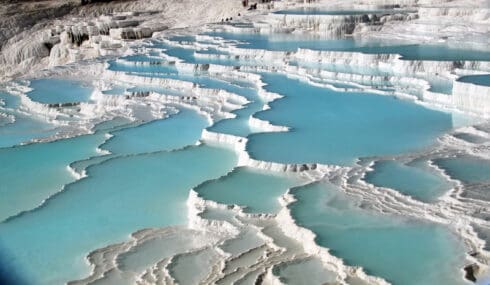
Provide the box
[1,1,490,284]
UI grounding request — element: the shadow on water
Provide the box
[0,244,27,285]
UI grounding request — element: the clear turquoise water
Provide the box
[161,32,480,97]
[0,133,107,222]
[0,12,481,285]
[458,74,490,87]
[0,112,58,148]
[27,79,93,104]
[246,73,453,165]
[111,53,249,98]
[0,104,231,284]
[149,41,240,66]
[289,182,467,285]
[204,31,490,61]
[167,35,196,42]
[290,59,391,77]
[207,100,260,136]
[435,156,490,184]
[108,59,177,74]
[0,144,237,285]
[121,54,165,62]
[101,108,209,155]
[0,91,20,108]
[110,71,256,139]
[92,117,133,132]
[0,92,58,147]
[196,167,303,213]
[204,31,366,52]
[353,44,490,61]
[365,160,452,202]
[207,86,261,137]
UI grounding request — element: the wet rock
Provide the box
[299,164,308,171]
[48,102,80,108]
[464,264,478,282]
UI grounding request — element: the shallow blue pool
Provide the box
[435,156,490,184]
[0,92,59,147]
[246,73,453,165]
[290,182,467,285]
[457,74,490,87]
[0,144,237,285]
[365,160,452,202]
[196,167,303,213]
[27,79,93,104]
[101,108,209,155]
[204,31,490,61]
[0,8,486,285]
